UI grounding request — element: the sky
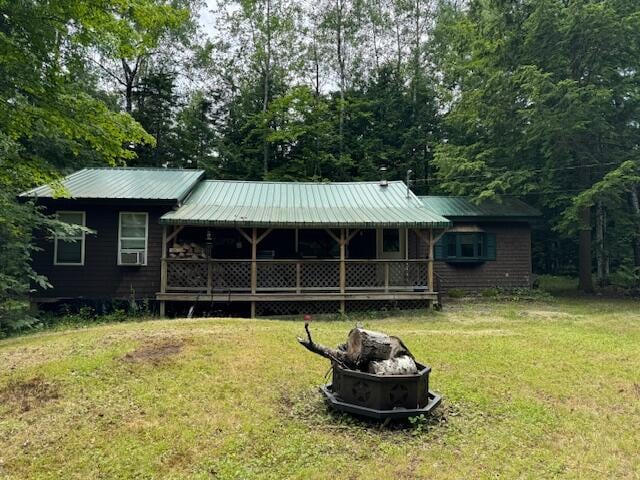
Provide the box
[199,0,219,39]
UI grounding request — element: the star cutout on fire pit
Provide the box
[389,383,409,406]
[351,381,372,403]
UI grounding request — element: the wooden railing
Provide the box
[163,258,430,294]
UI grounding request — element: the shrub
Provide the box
[481,288,500,298]
[447,288,465,298]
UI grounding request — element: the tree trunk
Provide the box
[394,11,402,75]
[595,200,606,287]
[371,10,380,71]
[336,0,345,163]
[412,0,420,109]
[121,58,140,114]
[262,0,272,177]
[125,82,133,114]
[631,185,640,274]
[346,328,412,365]
[578,206,594,293]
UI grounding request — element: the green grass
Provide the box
[537,275,581,295]
[1,298,640,479]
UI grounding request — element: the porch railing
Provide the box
[163,258,430,294]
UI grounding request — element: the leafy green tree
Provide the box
[433,0,640,292]
[90,0,197,113]
[132,70,179,166]
[0,0,157,331]
[173,91,219,171]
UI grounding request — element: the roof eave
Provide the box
[17,196,182,206]
[443,215,541,223]
[159,218,452,229]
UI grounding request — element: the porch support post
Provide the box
[160,225,167,318]
[427,229,434,294]
[251,227,257,318]
[339,228,346,315]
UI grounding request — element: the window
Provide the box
[118,212,148,265]
[54,211,85,265]
[459,234,476,257]
[382,229,400,253]
[435,232,496,263]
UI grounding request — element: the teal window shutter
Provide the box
[486,233,496,260]
[434,236,445,260]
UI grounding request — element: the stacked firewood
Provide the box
[298,325,418,375]
[168,242,208,259]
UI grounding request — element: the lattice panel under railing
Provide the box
[256,301,341,316]
[300,261,340,290]
[257,262,296,290]
[388,262,428,288]
[345,299,430,313]
[212,261,251,290]
[167,261,208,290]
[165,259,429,293]
[345,262,381,289]
[256,299,430,316]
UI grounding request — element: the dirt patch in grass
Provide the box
[0,377,60,413]
[122,339,186,365]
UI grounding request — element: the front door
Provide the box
[376,228,407,290]
[377,228,406,260]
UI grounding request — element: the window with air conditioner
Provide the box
[118,212,148,266]
[54,211,86,266]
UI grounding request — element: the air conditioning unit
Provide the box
[120,250,146,266]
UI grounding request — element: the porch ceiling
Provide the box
[160,180,451,228]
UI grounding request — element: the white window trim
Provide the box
[53,211,86,266]
[118,212,149,266]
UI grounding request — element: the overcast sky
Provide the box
[198,0,218,39]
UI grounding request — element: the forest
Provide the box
[1,0,639,330]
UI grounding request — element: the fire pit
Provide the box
[298,323,441,421]
[322,361,441,420]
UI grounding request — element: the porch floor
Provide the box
[156,291,438,302]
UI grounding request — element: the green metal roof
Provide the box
[161,180,451,228]
[420,196,541,220]
[20,167,205,202]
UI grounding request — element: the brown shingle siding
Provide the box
[409,223,533,292]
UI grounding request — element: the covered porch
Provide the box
[156,180,450,317]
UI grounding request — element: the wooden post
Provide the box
[427,229,434,294]
[251,227,257,318]
[160,226,168,318]
[207,260,213,294]
[384,262,390,293]
[296,261,301,294]
[340,228,346,315]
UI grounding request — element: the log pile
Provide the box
[168,242,207,259]
[297,324,418,375]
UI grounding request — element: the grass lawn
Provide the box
[1,298,639,479]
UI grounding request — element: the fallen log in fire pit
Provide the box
[298,323,442,420]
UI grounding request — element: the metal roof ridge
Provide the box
[419,194,536,200]
[198,179,405,185]
[78,166,205,172]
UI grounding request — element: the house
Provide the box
[22,168,205,306]
[23,168,450,316]
[22,168,539,317]
[418,196,541,292]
